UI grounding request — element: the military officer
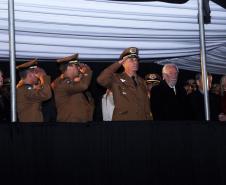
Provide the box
[145,73,161,98]
[52,53,94,122]
[97,47,151,121]
[16,59,52,122]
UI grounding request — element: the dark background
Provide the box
[0,121,226,185]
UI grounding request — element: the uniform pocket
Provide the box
[119,110,128,115]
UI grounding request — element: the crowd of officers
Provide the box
[4,47,226,122]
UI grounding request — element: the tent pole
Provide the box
[197,0,210,121]
[8,0,17,122]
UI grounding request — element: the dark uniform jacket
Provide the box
[97,62,151,121]
[0,86,10,122]
[16,75,52,122]
[52,70,94,122]
[150,80,187,120]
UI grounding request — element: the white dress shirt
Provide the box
[102,92,115,121]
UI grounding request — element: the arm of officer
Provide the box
[24,75,52,101]
[62,66,93,94]
[97,60,123,88]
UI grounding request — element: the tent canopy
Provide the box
[110,0,226,8]
[1,0,226,74]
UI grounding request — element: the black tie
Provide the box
[132,76,137,87]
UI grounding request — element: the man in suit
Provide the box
[0,69,10,121]
[16,59,52,122]
[52,53,94,122]
[188,73,221,121]
[97,47,151,121]
[150,63,187,120]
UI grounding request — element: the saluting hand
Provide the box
[79,63,91,74]
[118,56,128,65]
[35,67,46,78]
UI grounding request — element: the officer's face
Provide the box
[123,57,139,72]
[27,70,39,85]
[197,75,212,91]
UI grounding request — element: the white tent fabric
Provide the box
[0,0,226,74]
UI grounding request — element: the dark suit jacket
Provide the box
[0,86,10,122]
[150,80,187,120]
[221,92,226,114]
[188,90,221,121]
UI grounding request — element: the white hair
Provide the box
[162,63,179,74]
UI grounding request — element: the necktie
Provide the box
[132,76,137,87]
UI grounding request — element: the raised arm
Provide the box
[97,60,124,88]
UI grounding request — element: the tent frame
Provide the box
[198,0,210,120]
[8,0,16,122]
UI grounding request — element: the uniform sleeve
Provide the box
[140,79,152,120]
[97,62,121,89]
[144,94,152,120]
[59,69,93,94]
[23,75,52,102]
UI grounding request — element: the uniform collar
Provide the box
[121,72,140,87]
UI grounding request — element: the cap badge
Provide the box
[149,74,157,80]
[129,48,136,54]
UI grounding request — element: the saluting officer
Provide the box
[16,59,52,122]
[97,47,151,121]
[52,53,94,122]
